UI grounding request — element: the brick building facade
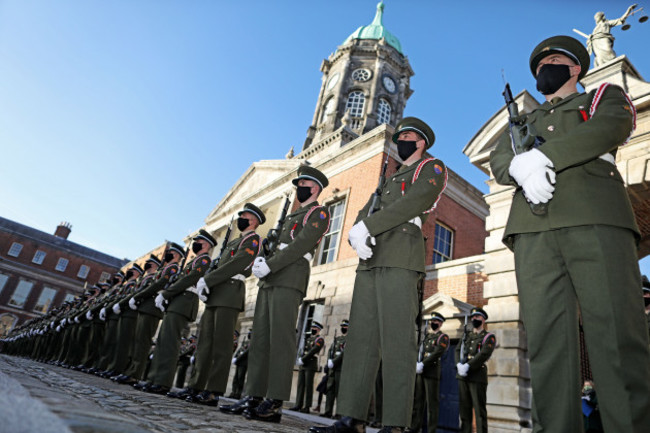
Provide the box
[0,217,128,337]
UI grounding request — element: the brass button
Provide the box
[610,172,614,176]
[547,125,555,132]
[550,109,554,114]
[386,190,390,194]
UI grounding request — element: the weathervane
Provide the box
[573,4,647,68]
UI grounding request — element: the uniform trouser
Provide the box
[106,314,137,374]
[458,380,487,433]
[188,306,239,393]
[324,370,342,414]
[123,313,160,380]
[337,268,419,427]
[73,323,92,366]
[148,311,188,388]
[295,367,316,409]
[83,321,105,367]
[515,226,650,433]
[175,361,190,388]
[245,285,303,401]
[231,363,247,397]
[97,318,119,370]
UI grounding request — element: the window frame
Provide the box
[77,264,90,279]
[8,279,34,309]
[7,242,23,257]
[55,257,69,272]
[314,199,347,266]
[33,286,57,314]
[376,98,392,125]
[32,250,47,265]
[432,222,454,264]
[345,90,366,117]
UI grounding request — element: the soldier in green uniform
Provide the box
[322,319,349,418]
[407,312,449,433]
[139,230,215,394]
[291,322,325,413]
[310,117,448,433]
[490,35,650,433]
[455,308,495,433]
[177,203,264,406]
[114,245,185,385]
[95,272,127,375]
[229,329,251,399]
[221,166,330,423]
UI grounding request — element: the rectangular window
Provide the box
[32,250,46,265]
[99,271,110,283]
[316,200,345,265]
[433,223,454,264]
[34,287,57,314]
[296,301,325,359]
[64,293,75,303]
[8,280,34,308]
[77,265,90,279]
[0,273,9,294]
[7,242,23,257]
[55,258,69,272]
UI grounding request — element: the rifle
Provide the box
[502,80,547,216]
[459,315,469,363]
[327,328,338,376]
[263,194,292,257]
[368,146,392,216]
[209,217,234,271]
[418,318,428,362]
[415,273,425,348]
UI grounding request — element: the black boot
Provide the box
[193,391,220,406]
[245,398,282,423]
[219,395,261,415]
[309,417,366,433]
[166,388,197,399]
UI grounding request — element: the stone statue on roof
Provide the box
[587,4,638,67]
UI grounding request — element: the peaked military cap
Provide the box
[469,307,488,320]
[115,270,126,279]
[292,165,329,190]
[311,321,324,330]
[529,35,590,80]
[146,254,162,267]
[340,319,350,327]
[130,263,144,275]
[392,116,435,149]
[168,242,187,258]
[239,203,266,224]
[193,229,217,247]
[430,312,446,322]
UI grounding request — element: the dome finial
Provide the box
[371,2,385,26]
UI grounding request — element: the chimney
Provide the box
[54,222,72,239]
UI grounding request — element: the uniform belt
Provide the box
[185,285,199,294]
[409,216,422,228]
[231,274,246,282]
[599,153,615,164]
[278,243,313,261]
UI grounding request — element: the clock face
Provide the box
[382,75,396,93]
[327,73,340,90]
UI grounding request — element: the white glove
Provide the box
[416,362,424,374]
[129,297,138,310]
[197,277,209,295]
[327,359,334,369]
[112,303,121,315]
[456,362,469,377]
[252,257,271,278]
[198,288,208,303]
[509,148,553,185]
[99,308,106,321]
[56,326,61,332]
[155,293,166,312]
[521,167,556,204]
[232,357,238,365]
[86,311,93,320]
[190,355,195,365]
[348,221,375,260]
[74,316,80,324]
[61,318,67,326]
[149,354,154,360]
[297,358,304,366]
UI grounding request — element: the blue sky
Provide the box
[2,0,650,273]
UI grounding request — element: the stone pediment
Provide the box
[463,91,541,175]
[205,159,301,224]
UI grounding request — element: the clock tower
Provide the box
[302,1,414,151]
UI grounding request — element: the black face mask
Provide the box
[430,322,440,331]
[296,186,312,203]
[536,64,571,95]
[192,242,202,254]
[144,263,152,271]
[341,327,348,335]
[126,271,134,280]
[237,217,250,232]
[164,252,174,263]
[472,319,483,329]
[644,297,650,307]
[396,139,418,161]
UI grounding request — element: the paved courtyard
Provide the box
[0,355,336,433]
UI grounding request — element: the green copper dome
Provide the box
[342,2,403,54]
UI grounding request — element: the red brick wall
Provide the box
[424,272,488,307]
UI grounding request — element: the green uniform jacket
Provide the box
[455,330,496,384]
[490,85,638,250]
[421,331,449,379]
[162,253,212,321]
[357,157,447,273]
[300,334,325,370]
[203,232,261,310]
[133,264,181,319]
[328,334,346,371]
[261,202,330,293]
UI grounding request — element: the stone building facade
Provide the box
[0,217,127,337]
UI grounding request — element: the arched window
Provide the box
[321,98,336,123]
[377,98,392,124]
[345,91,365,117]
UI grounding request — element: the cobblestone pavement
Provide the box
[0,355,335,433]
